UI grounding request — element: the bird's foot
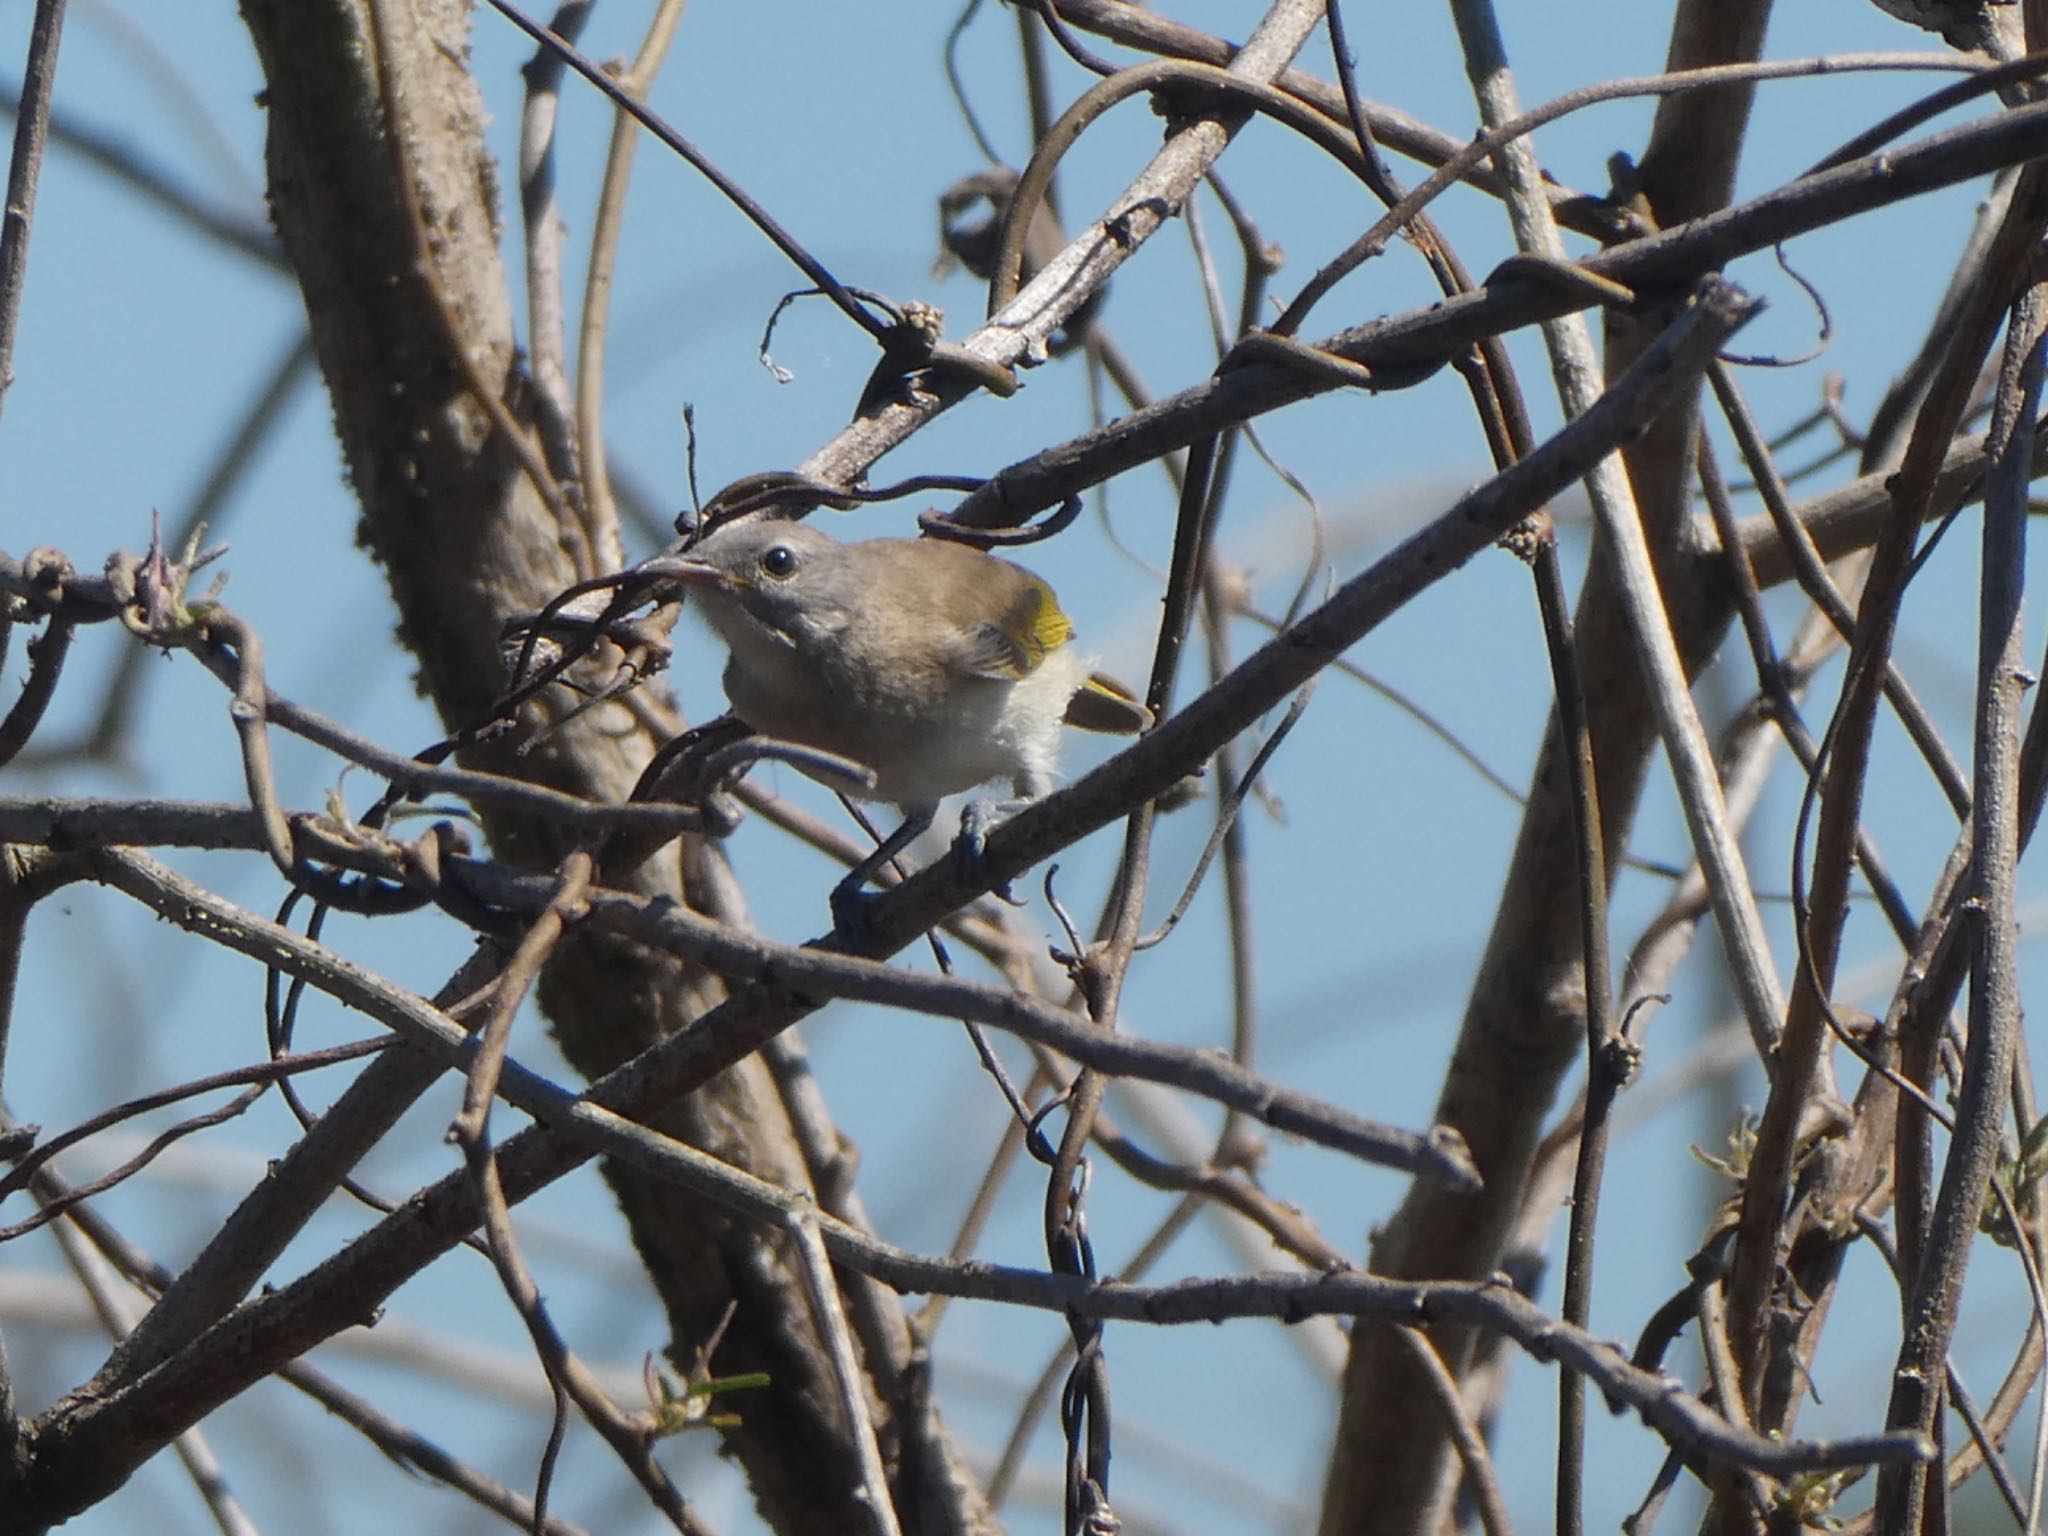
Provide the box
[829,871,887,943]
[954,799,1026,906]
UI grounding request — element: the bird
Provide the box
[667,516,1151,928]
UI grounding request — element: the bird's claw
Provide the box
[954,800,1024,906]
[829,876,885,943]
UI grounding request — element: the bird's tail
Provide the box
[1063,673,1153,734]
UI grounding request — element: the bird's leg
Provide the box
[830,802,936,937]
[953,770,1052,904]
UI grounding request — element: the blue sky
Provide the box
[1,3,2041,1533]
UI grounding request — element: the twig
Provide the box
[1272,50,1996,337]
[281,1361,598,1536]
[0,81,280,267]
[986,1192,1204,1510]
[1392,1324,1515,1536]
[0,1036,387,1225]
[983,55,1395,316]
[1855,1212,2033,1533]
[0,612,72,769]
[574,0,687,567]
[784,1209,902,1536]
[265,842,1481,1178]
[795,0,1333,494]
[1708,361,1969,817]
[92,946,503,1385]
[43,1202,260,1536]
[1451,0,1786,1068]
[62,334,313,771]
[1027,406,1224,1531]
[516,0,594,574]
[1529,513,1619,1536]
[461,1118,706,1532]
[1874,223,2047,1536]
[1694,438,1925,949]
[440,843,701,1529]
[945,94,2048,530]
[483,0,891,343]
[0,0,68,421]
[364,0,570,528]
[0,850,63,1104]
[1743,162,2048,1450]
[451,851,590,1145]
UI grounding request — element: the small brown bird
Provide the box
[669,518,1150,925]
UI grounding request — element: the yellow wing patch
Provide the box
[962,577,1073,681]
[1015,579,1074,661]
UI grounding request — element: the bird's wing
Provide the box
[955,571,1073,682]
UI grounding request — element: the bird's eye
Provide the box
[759,544,799,580]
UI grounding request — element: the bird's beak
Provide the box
[643,553,728,592]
